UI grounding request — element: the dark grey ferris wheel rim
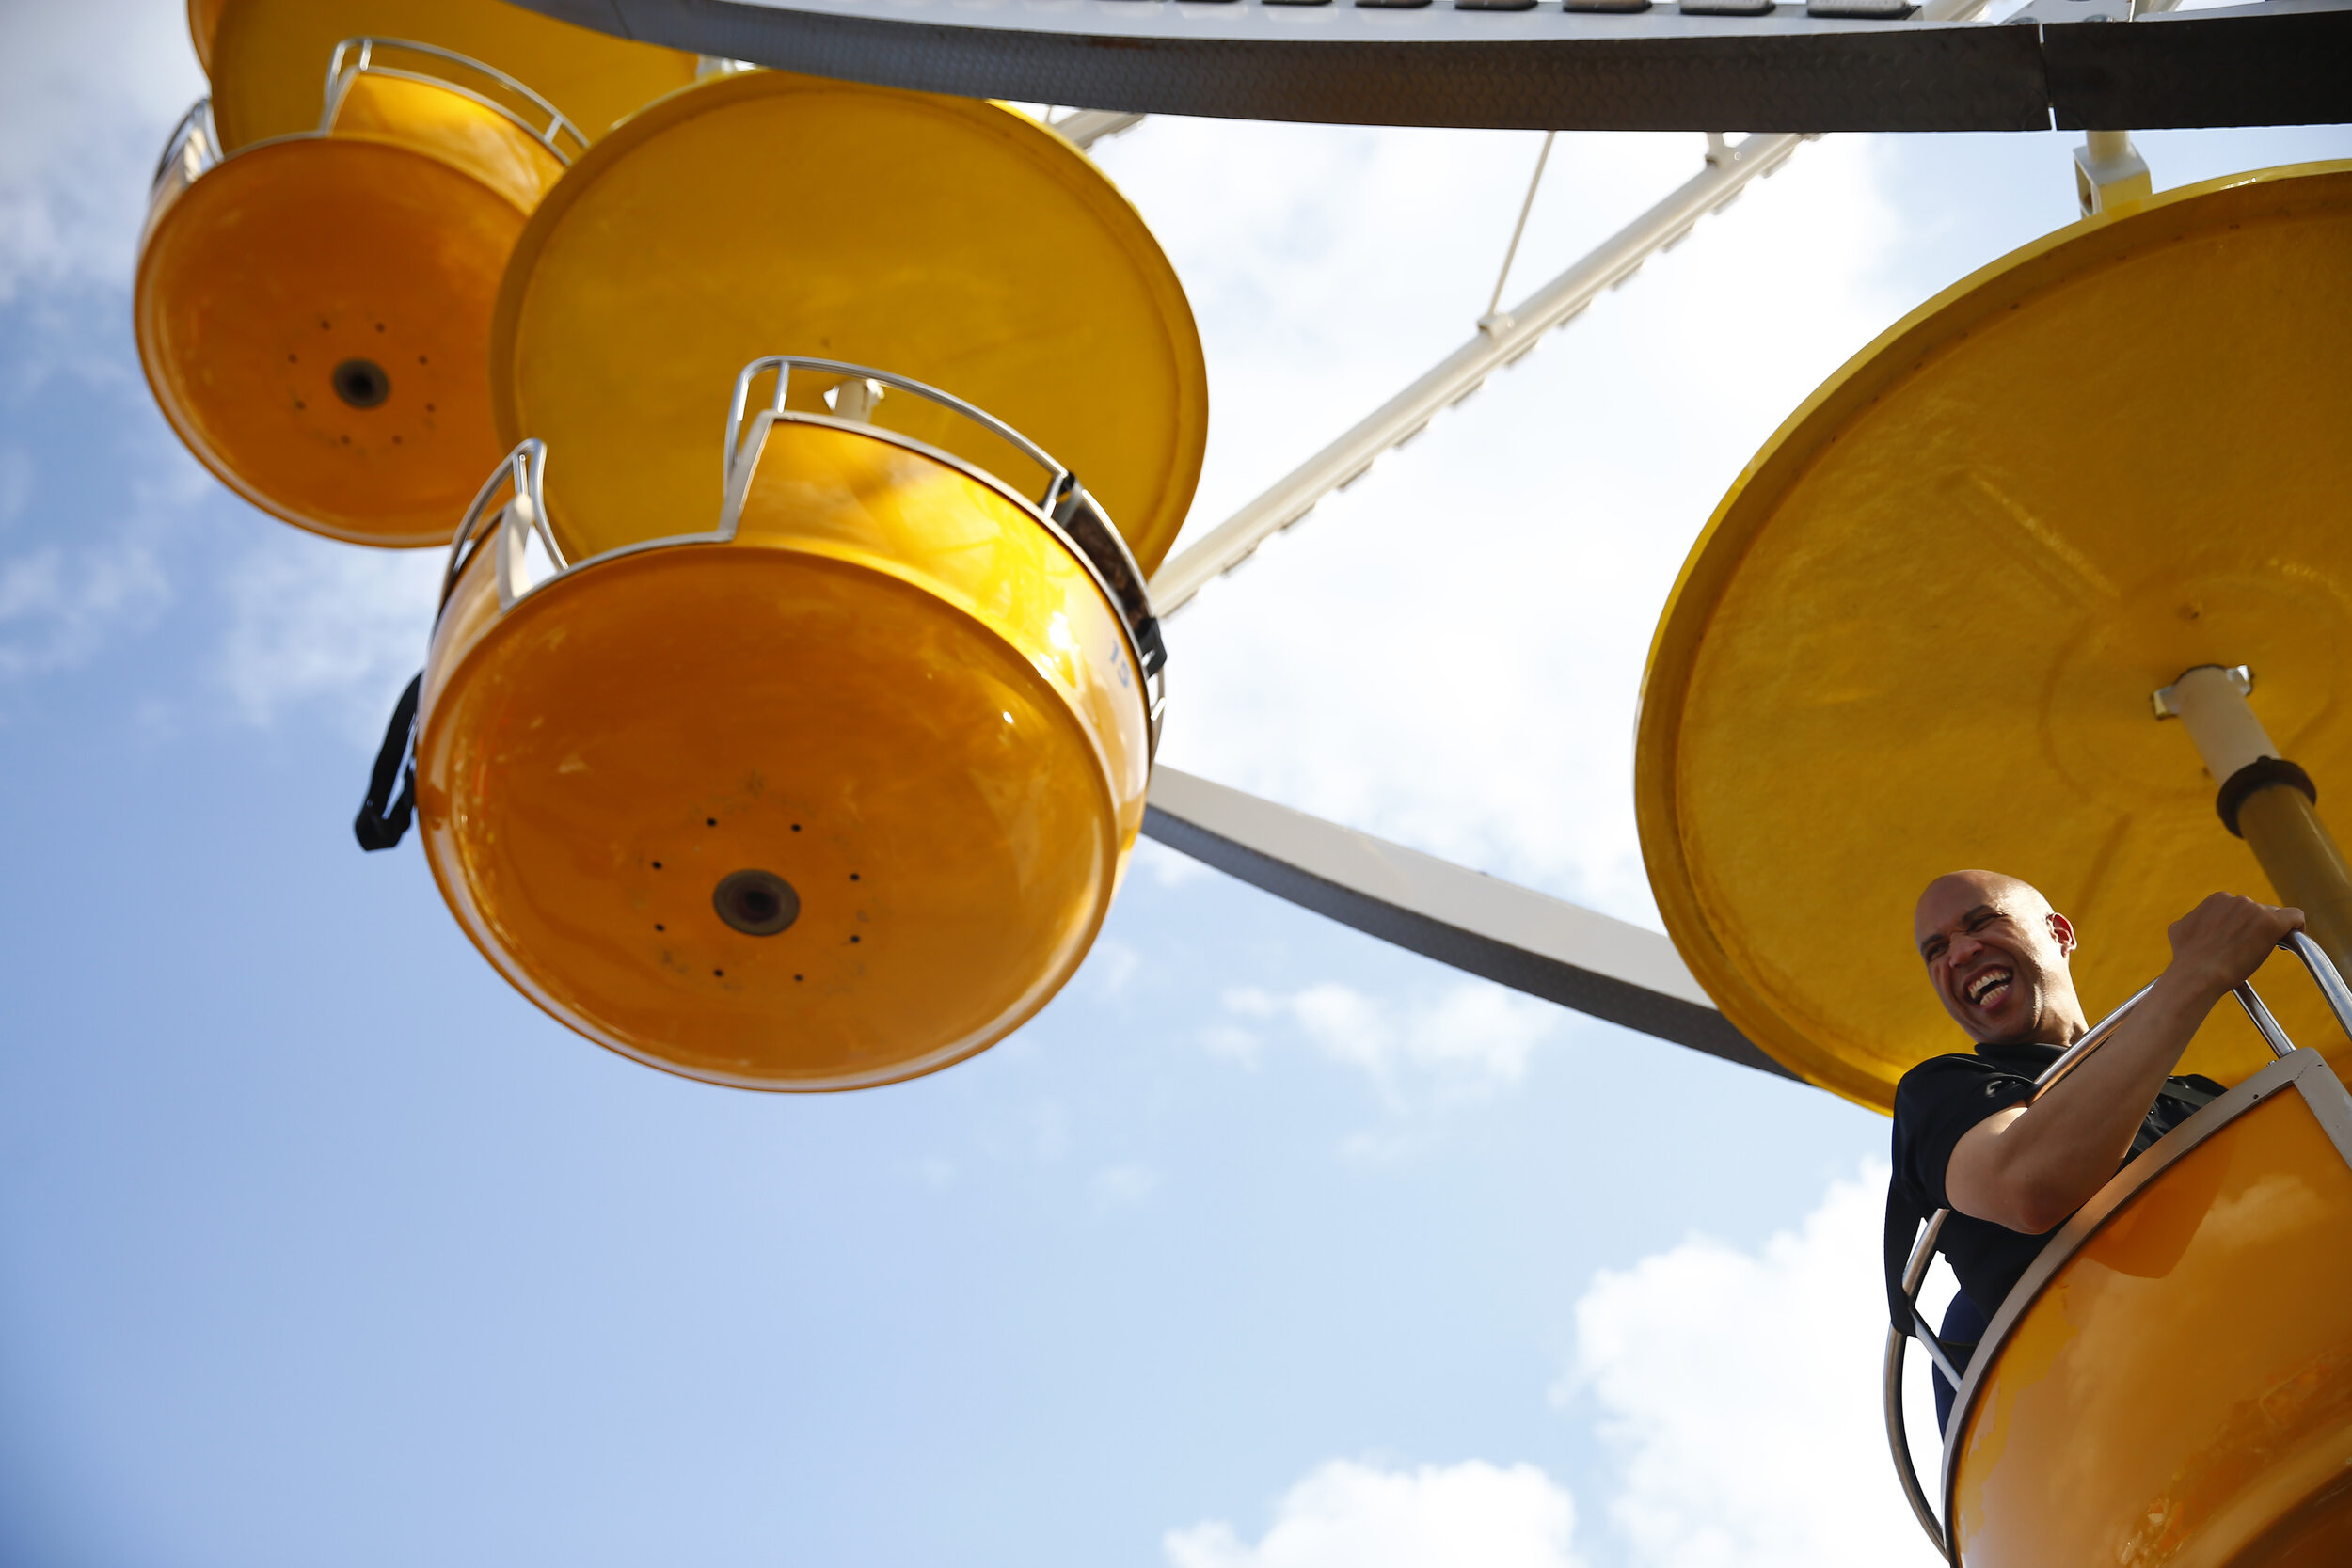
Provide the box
[516,0,2351,133]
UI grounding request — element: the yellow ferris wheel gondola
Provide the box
[202,0,697,152]
[1635,161,2352,1112]
[139,5,693,549]
[1634,160,2352,1568]
[1900,941,2352,1568]
[136,41,583,548]
[488,68,1209,576]
[362,71,1201,1085]
[409,357,1162,1090]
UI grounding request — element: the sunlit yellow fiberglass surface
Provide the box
[188,0,227,73]
[1945,1045,2352,1568]
[1634,164,2352,1110]
[204,0,695,151]
[136,52,571,547]
[490,69,1208,577]
[416,381,1156,1090]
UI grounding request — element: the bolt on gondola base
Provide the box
[2154,662,2352,978]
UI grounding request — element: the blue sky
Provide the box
[2,5,2348,1564]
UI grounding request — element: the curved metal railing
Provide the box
[723,355,1168,729]
[151,98,221,192]
[323,38,585,164]
[434,361,1171,758]
[437,439,555,621]
[723,355,1071,510]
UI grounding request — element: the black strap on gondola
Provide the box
[355,672,421,851]
[1048,480,1167,679]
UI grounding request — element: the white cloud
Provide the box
[0,447,32,527]
[0,451,204,688]
[1090,1163,1162,1212]
[1088,937,1143,998]
[0,366,223,697]
[1165,1170,1953,1568]
[1166,1459,1582,1568]
[1031,1100,1071,1162]
[0,539,171,683]
[1220,979,1556,1110]
[1559,1164,1947,1568]
[0,4,215,709]
[1136,834,1214,889]
[1197,1021,1263,1067]
[215,535,443,738]
[0,1,203,303]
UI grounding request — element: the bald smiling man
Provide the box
[1889,871,2302,1429]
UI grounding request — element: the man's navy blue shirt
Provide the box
[1890,1041,2225,1313]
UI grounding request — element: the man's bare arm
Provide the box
[1945,894,2302,1235]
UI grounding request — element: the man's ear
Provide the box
[2047,911,2077,957]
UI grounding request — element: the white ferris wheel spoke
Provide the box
[1142,766,1794,1078]
[1147,130,1809,615]
[1048,108,1149,150]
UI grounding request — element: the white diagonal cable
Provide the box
[1484,131,1555,326]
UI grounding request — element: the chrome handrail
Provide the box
[722,355,1072,511]
[2013,978,2158,1105]
[438,439,555,620]
[2283,929,2352,1037]
[442,369,1171,758]
[2233,978,2298,1060]
[1883,1204,1949,1548]
[323,38,584,164]
[722,355,1169,752]
[1882,933,2352,1554]
[151,98,221,192]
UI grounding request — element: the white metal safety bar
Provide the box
[1142,766,1791,1078]
[1147,130,1809,614]
[1050,109,1146,150]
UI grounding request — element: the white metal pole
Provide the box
[1142,765,1786,1076]
[1147,131,1810,615]
[1051,109,1146,150]
[2155,662,2352,978]
[2154,664,2274,781]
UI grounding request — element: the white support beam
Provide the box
[1146,131,1809,616]
[1142,766,1793,1079]
[1052,109,1147,150]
